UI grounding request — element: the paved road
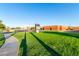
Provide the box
[0,33,19,56]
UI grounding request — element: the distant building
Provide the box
[71,26,79,30]
[43,26,50,30]
[35,24,40,33]
[43,25,68,31]
[3,27,15,32]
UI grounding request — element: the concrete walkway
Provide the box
[0,33,19,56]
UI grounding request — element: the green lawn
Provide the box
[13,32,25,55]
[26,32,51,56]
[14,32,51,56]
[43,31,79,38]
[0,33,5,47]
[33,32,79,56]
[14,32,24,42]
[14,31,79,56]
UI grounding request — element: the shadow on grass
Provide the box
[19,32,27,56]
[30,33,61,56]
[43,31,79,39]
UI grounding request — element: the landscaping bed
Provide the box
[0,33,5,47]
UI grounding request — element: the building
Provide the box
[35,24,40,33]
[43,25,68,31]
[71,26,79,30]
[43,26,51,30]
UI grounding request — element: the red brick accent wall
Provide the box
[43,26,50,30]
[43,25,68,31]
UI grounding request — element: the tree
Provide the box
[67,26,73,30]
[16,27,21,29]
[0,20,6,30]
[30,27,35,30]
[0,20,2,23]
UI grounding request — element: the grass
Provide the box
[33,32,79,56]
[14,32,51,56]
[26,32,51,56]
[14,32,24,42]
[13,32,25,55]
[13,31,79,56]
[43,31,79,38]
[0,32,5,47]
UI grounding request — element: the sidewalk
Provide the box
[0,33,19,56]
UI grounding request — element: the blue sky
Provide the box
[0,3,79,27]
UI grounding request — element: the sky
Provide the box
[0,3,79,27]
